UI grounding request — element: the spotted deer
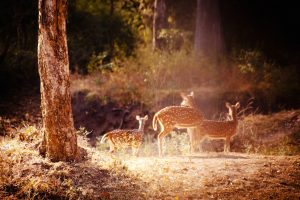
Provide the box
[153,93,204,157]
[180,91,205,153]
[100,115,148,156]
[181,92,240,153]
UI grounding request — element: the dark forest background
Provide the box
[0,0,299,112]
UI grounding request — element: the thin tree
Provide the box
[153,0,166,50]
[194,0,223,58]
[38,0,83,162]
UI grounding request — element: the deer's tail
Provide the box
[152,113,159,131]
[100,133,109,144]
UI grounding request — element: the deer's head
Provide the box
[180,91,196,108]
[225,102,240,120]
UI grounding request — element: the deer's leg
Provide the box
[190,142,194,154]
[108,140,116,153]
[188,128,195,154]
[189,127,205,154]
[132,146,139,156]
[157,126,172,157]
[195,134,206,153]
[109,147,115,153]
[224,136,231,153]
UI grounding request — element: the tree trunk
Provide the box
[110,0,114,16]
[194,0,223,58]
[38,0,81,162]
[153,0,166,50]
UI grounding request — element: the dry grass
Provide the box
[0,135,148,199]
[1,139,300,199]
[235,109,300,155]
[92,134,300,199]
[118,154,300,199]
[1,109,300,199]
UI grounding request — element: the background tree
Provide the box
[38,0,82,161]
[194,0,223,58]
[152,0,166,50]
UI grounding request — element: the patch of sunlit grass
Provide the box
[234,110,300,155]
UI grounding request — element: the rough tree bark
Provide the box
[38,0,83,162]
[153,0,166,50]
[194,0,223,58]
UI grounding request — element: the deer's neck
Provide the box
[138,122,145,133]
[229,110,238,122]
[186,100,198,109]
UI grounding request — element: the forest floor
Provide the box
[91,150,300,199]
[1,134,300,199]
[1,88,300,199]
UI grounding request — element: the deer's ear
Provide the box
[136,115,140,120]
[225,102,231,108]
[235,102,240,109]
[144,115,148,120]
[189,91,194,97]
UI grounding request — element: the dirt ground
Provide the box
[92,151,300,199]
[0,133,300,200]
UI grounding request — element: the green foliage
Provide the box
[232,49,300,110]
[87,52,111,73]
[68,0,144,73]
[0,0,38,94]
[0,0,298,112]
[158,28,192,52]
[0,0,150,85]
[235,50,262,74]
[73,43,299,114]
[72,45,222,108]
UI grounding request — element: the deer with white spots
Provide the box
[100,115,148,156]
[181,92,240,153]
[153,93,204,157]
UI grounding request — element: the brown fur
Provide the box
[101,115,148,156]
[153,93,204,157]
[181,92,240,153]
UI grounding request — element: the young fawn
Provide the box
[101,115,148,156]
[153,93,204,157]
[181,92,240,153]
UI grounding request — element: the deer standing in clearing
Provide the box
[101,115,148,156]
[181,92,240,153]
[153,93,204,157]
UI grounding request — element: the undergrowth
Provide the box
[0,127,146,199]
[72,46,300,112]
[235,110,300,155]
